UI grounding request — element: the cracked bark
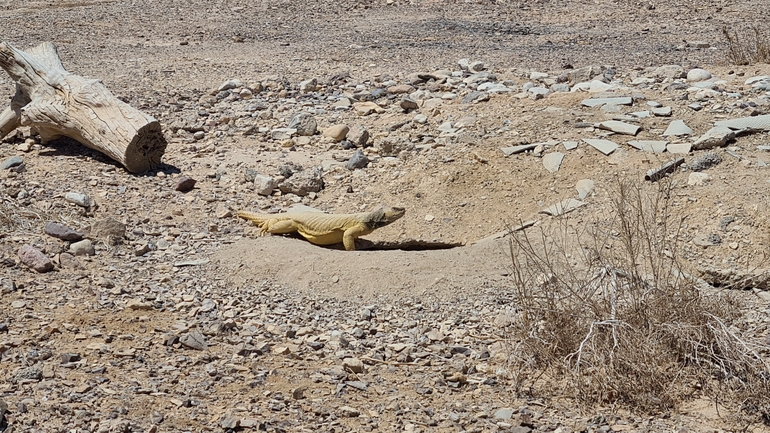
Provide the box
[0,41,166,173]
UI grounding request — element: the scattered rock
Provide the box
[342,357,364,373]
[692,126,735,150]
[666,142,692,154]
[628,140,667,153]
[581,96,632,107]
[714,114,770,132]
[180,330,208,351]
[576,179,595,199]
[400,97,418,111]
[461,91,489,104]
[65,192,93,208]
[18,244,53,273]
[596,120,641,136]
[175,177,196,192]
[347,149,369,170]
[323,124,350,142]
[254,174,276,196]
[346,125,370,147]
[500,143,538,156]
[653,64,685,80]
[219,413,240,429]
[44,222,83,241]
[299,78,317,93]
[288,112,318,136]
[69,239,95,256]
[388,84,414,94]
[217,79,243,91]
[582,138,619,155]
[662,120,692,136]
[271,127,297,140]
[0,156,23,170]
[542,152,565,173]
[687,68,712,82]
[354,101,381,116]
[279,167,324,196]
[61,352,81,363]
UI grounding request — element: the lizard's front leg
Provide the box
[342,225,368,251]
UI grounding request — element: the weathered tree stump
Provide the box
[0,42,166,173]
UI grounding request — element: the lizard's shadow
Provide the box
[308,238,463,251]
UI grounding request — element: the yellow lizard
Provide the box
[237,206,406,251]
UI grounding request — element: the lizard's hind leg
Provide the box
[260,219,299,236]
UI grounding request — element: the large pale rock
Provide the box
[687,68,712,82]
[69,239,95,256]
[692,126,735,150]
[322,124,349,142]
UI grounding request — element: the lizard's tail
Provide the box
[236,210,267,224]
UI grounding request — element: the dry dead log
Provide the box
[0,41,166,173]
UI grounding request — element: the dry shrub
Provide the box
[722,26,770,65]
[0,195,47,234]
[505,178,770,422]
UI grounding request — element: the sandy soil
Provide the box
[2,1,770,432]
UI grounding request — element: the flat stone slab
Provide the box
[628,140,667,153]
[611,114,638,122]
[667,142,692,154]
[575,179,595,199]
[662,119,693,136]
[582,138,619,155]
[652,106,672,117]
[0,156,23,170]
[581,96,633,107]
[745,75,770,85]
[563,141,578,151]
[539,198,586,217]
[596,120,641,136]
[501,143,538,156]
[714,114,770,132]
[542,152,565,173]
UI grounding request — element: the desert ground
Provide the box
[2,0,770,432]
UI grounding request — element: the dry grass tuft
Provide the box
[0,196,43,233]
[505,178,770,423]
[722,26,770,65]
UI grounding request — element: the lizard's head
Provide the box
[368,206,406,228]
